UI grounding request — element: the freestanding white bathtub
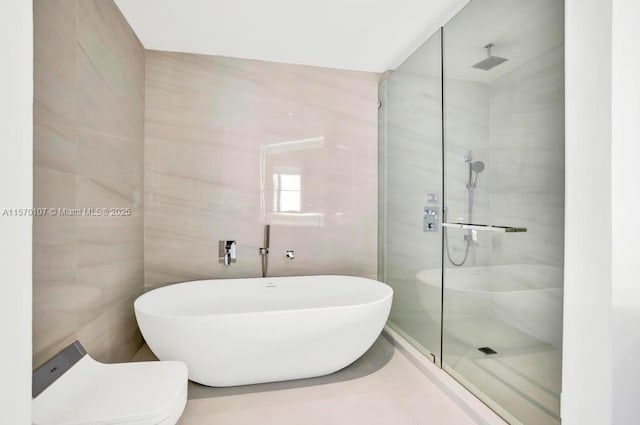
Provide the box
[134,275,393,387]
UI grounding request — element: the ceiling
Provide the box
[114,0,469,73]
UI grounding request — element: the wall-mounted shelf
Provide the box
[442,222,527,233]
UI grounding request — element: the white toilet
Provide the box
[32,342,188,425]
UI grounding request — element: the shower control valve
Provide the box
[423,207,439,232]
[285,250,295,260]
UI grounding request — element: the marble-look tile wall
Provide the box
[443,79,491,267]
[441,46,565,346]
[144,51,379,288]
[33,0,144,367]
[488,46,565,268]
[442,50,564,273]
[487,45,565,347]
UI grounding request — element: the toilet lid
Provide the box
[32,355,188,425]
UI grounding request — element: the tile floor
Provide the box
[390,314,561,425]
[132,332,507,425]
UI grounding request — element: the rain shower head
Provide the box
[472,44,508,71]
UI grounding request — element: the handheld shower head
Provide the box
[468,160,485,188]
[471,161,485,173]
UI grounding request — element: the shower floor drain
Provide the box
[478,347,498,355]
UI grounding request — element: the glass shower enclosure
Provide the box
[378,1,564,424]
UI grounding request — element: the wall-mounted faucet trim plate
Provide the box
[219,240,237,266]
[423,207,439,232]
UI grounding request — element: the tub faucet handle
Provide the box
[285,250,295,260]
[219,240,237,266]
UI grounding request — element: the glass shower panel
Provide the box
[442,1,564,424]
[378,30,443,358]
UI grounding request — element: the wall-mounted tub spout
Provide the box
[219,240,236,266]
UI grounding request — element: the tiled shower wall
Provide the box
[33,0,144,367]
[488,45,565,269]
[447,45,565,271]
[144,51,379,288]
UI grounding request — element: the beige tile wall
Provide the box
[33,0,145,367]
[144,51,380,288]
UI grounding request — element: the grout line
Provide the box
[76,41,144,141]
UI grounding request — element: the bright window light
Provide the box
[273,173,301,212]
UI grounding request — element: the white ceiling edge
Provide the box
[114,0,470,73]
[386,0,469,71]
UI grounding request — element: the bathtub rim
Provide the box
[135,275,393,320]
